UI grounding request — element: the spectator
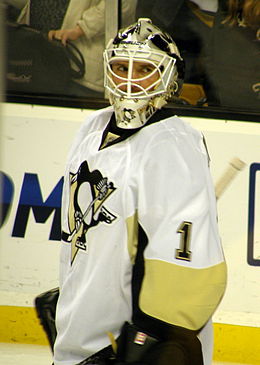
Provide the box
[18,0,137,97]
[203,0,260,111]
[135,0,217,106]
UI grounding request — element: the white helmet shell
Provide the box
[103,18,184,129]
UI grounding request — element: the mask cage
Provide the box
[104,47,176,99]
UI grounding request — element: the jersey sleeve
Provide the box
[130,122,227,335]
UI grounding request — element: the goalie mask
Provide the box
[103,18,184,129]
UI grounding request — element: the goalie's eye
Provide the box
[111,62,129,77]
[136,64,155,77]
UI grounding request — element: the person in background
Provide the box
[135,0,218,106]
[53,18,227,365]
[203,0,260,111]
[222,0,259,33]
[18,0,137,97]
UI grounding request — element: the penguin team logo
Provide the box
[123,108,135,123]
[62,161,117,264]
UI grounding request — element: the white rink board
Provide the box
[184,117,260,327]
[0,103,259,327]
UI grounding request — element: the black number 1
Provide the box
[175,221,192,261]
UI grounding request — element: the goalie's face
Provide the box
[110,59,160,96]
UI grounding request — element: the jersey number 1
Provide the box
[175,221,192,261]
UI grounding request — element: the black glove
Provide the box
[115,322,159,363]
[115,322,189,365]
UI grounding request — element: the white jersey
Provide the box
[54,106,227,365]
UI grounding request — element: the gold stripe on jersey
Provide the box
[139,259,227,330]
[126,211,138,265]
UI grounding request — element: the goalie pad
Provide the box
[34,287,59,352]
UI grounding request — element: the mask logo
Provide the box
[123,108,136,123]
[62,161,117,264]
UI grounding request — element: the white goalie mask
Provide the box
[103,18,184,129]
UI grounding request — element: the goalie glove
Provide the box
[114,322,189,364]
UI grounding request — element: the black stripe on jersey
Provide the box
[99,108,175,150]
[132,223,204,365]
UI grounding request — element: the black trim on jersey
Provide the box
[132,223,204,365]
[99,108,175,150]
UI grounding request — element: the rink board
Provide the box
[0,103,260,363]
[0,305,260,364]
